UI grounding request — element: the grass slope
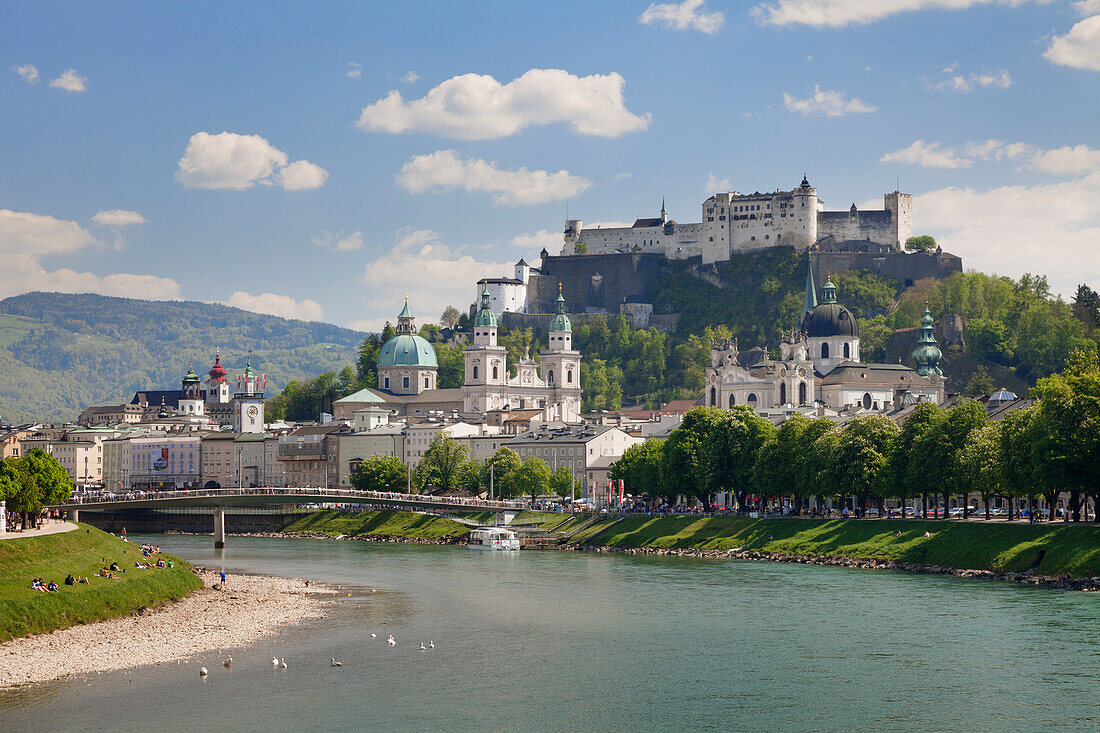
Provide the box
[0,524,202,640]
[580,517,1100,577]
[280,510,470,539]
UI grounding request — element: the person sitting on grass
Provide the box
[64,574,76,585]
[47,581,58,592]
[31,578,46,592]
[110,561,121,572]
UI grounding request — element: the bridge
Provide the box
[53,488,528,547]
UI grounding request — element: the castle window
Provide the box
[821,343,830,359]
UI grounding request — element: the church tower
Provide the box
[233,353,265,433]
[912,307,944,377]
[206,350,230,404]
[179,365,205,416]
[539,285,582,422]
[463,287,508,412]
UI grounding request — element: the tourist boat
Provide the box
[467,527,520,551]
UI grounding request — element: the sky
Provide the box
[2,0,1098,331]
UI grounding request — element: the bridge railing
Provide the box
[57,487,530,512]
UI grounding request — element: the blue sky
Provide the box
[2,0,1097,330]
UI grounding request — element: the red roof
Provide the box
[208,353,227,383]
[658,399,702,414]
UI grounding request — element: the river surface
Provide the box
[1,534,1097,732]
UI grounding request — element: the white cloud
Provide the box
[357,68,650,139]
[278,159,328,191]
[346,62,362,79]
[639,0,725,33]
[1074,0,1100,14]
[510,229,562,252]
[752,0,1034,28]
[882,139,1100,175]
[91,209,146,227]
[782,85,877,116]
[223,291,324,321]
[358,228,510,331]
[396,150,591,205]
[1045,15,1100,72]
[930,69,1012,92]
[49,68,87,92]
[175,132,327,191]
[402,71,419,83]
[881,140,972,169]
[612,172,633,181]
[0,209,177,300]
[705,173,733,191]
[12,64,39,84]
[312,230,364,252]
[914,172,1100,298]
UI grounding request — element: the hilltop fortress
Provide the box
[564,176,911,264]
[477,177,960,323]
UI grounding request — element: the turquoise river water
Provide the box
[1,534,1097,732]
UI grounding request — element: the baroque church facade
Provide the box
[705,265,944,412]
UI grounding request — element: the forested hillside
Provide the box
[0,292,363,423]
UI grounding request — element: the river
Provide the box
[1,534,1097,732]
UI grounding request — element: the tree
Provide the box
[357,333,383,387]
[610,440,663,501]
[660,406,724,505]
[440,305,461,330]
[703,406,776,509]
[959,424,1003,520]
[5,449,72,527]
[999,406,1038,521]
[549,464,575,500]
[512,456,551,505]
[483,447,522,499]
[967,319,1007,361]
[459,459,485,495]
[905,235,937,253]
[350,455,408,493]
[913,401,987,518]
[828,415,899,515]
[965,365,994,397]
[890,402,943,517]
[1070,283,1100,337]
[574,241,588,254]
[413,434,469,492]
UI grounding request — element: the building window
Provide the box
[402,377,409,389]
[424,377,430,388]
[567,369,573,383]
[844,343,850,359]
[492,366,498,380]
[384,377,390,389]
[548,369,554,385]
[728,394,735,408]
[747,393,758,406]
[780,383,786,404]
[473,366,479,380]
[710,387,716,406]
[863,393,873,410]
[799,382,807,405]
[822,343,830,359]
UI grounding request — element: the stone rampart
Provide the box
[812,250,962,288]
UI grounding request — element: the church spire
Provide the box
[800,255,818,319]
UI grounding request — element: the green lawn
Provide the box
[280,510,470,539]
[511,510,574,530]
[579,516,1100,577]
[0,524,203,640]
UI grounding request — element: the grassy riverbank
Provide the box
[280,510,471,539]
[581,516,1100,577]
[0,525,202,641]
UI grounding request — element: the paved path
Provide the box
[0,521,77,541]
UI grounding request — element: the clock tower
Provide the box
[232,353,265,433]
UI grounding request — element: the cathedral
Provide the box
[705,266,944,412]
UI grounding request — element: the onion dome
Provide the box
[912,307,944,377]
[378,299,438,368]
[549,284,571,332]
[182,364,200,384]
[473,286,497,328]
[208,351,227,383]
[801,276,858,338]
[157,395,169,419]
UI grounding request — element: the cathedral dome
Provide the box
[801,276,858,338]
[378,333,438,368]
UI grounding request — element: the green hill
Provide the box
[0,292,366,423]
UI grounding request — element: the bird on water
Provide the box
[199,667,208,677]
[223,656,233,668]
[420,643,426,651]
[330,658,342,667]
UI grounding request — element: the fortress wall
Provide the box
[812,250,963,289]
[529,253,665,313]
[817,210,898,249]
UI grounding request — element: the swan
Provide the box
[280,659,287,669]
[420,643,426,651]
[199,667,208,676]
[330,658,342,667]
[370,633,376,638]
[429,641,434,648]
[272,657,279,666]
[223,656,232,668]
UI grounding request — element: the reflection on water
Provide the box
[2,534,1097,732]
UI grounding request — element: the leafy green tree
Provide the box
[610,440,663,500]
[549,464,576,500]
[890,402,943,516]
[350,455,408,493]
[459,459,485,495]
[5,449,72,527]
[959,424,1003,520]
[440,306,462,330]
[1030,348,1100,522]
[828,415,899,514]
[483,447,522,499]
[965,365,994,397]
[574,241,588,254]
[660,406,724,504]
[1071,284,1100,337]
[904,235,937,253]
[967,319,1007,361]
[703,405,776,509]
[999,407,1038,521]
[913,401,987,518]
[808,426,843,509]
[512,456,552,504]
[413,434,469,492]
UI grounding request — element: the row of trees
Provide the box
[349,436,581,504]
[0,448,73,528]
[611,350,1099,522]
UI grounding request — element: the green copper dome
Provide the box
[182,365,200,384]
[377,333,438,368]
[912,307,943,377]
[473,286,497,328]
[549,286,571,332]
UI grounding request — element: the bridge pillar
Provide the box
[502,510,518,526]
[214,508,226,548]
[69,509,79,523]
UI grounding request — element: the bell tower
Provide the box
[233,352,265,433]
[179,364,205,416]
[463,287,508,411]
[539,284,582,422]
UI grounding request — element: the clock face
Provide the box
[246,405,259,418]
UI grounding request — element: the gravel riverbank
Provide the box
[0,569,335,688]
